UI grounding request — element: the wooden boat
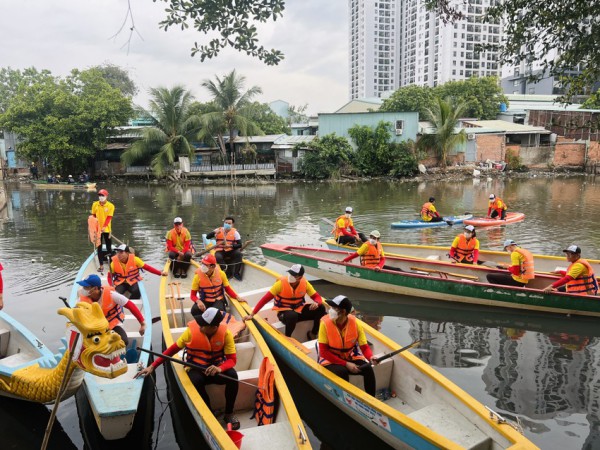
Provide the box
[390,214,473,229]
[32,181,97,191]
[159,259,311,450]
[68,252,152,440]
[463,212,525,227]
[228,259,536,449]
[261,244,600,318]
[323,237,600,275]
[0,311,59,401]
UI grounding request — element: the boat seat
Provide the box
[0,328,9,357]
[237,368,260,381]
[408,403,491,450]
[235,341,256,371]
[207,367,259,411]
[348,357,394,392]
[0,351,36,368]
[170,327,188,341]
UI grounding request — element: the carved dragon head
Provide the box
[58,302,127,378]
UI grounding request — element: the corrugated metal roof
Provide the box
[232,134,286,144]
[464,120,551,134]
[272,135,316,148]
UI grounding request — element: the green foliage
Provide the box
[418,97,468,167]
[91,63,137,97]
[380,85,436,120]
[388,142,419,177]
[298,134,353,179]
[582,92,600,109]
[121,86,200,176]
[0,67,53,114]
[243,102,289,134]
[288,104,309,124]
[0,68,132,173]
[505,151,526,171]
[158,0,285,65]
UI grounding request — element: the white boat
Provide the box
[228,259,538,449]
[68,252,152,440]
[159,258,311,450]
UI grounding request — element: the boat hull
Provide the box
[390,214,473,229]
[463,212,525,227]
[32,181,96,191]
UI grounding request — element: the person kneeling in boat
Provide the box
[190,254,245,314]
[342,230,386,271]
[243,264,326,340]
[421,197,443,223]
[449,225,480,264]
[77,274,146,345]
[318,295,377,397]
[487,194,507,220]
[543,245,598,295]
[110,244,168,299]
[135,307,240,430]
[486,240,534,287]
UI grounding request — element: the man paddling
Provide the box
[421,197,443,222]
[333,207,363,245]
[135,307,240,430]
[91,189,115,272]
[543,245,598,295]
[109,244,168,299]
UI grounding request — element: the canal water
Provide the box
[1,175,600,449]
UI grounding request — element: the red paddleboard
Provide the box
[463,211,525,227]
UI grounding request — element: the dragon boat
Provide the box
[227,259,537,449]
[159,258,311,450]
[68,252,153,440]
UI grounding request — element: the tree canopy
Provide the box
[91,63,138,97]
[243,102,289,135]
[0,67,54,114]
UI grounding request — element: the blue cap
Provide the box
[77,274,102,288]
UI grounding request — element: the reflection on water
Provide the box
[2,177,600,449]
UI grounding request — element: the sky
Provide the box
[1,0,349,115]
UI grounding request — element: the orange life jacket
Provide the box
[166,227,191,252]
[111,254,142,286]
[420,202,435,221]
[88,215,100,247]
[318,315,366,366]
[333,215,353,238]
[184,321,228,368]
[514,247,535,281]
[273,276,306,312]
[80,286,124,329]
[215,227,237,252]
[193,268,225,303]
[566,259,598,295]
[222,311,246,338]
[455,234,478,263]
[489,198,507,213]
[360,242,382,267]
[251,357,276,425]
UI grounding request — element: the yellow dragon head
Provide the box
[58,302,127,378]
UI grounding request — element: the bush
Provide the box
[298,134,353,179]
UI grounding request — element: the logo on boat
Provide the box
[342,392,391,432]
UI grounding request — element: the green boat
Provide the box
[261,243,600,318]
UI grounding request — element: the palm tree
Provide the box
[121,86,201,176]
[418,97,468,167]
[198,70,263,164]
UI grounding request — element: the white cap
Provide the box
[370,230,381,238]
[464,225,475,232]
[115,244,129,252]
[173,217,183,223]
[503,239,517,249]
[196,307,224,326]
[563,245,581,254]
[287,264,305,277]
[489,194,495,199]
[345,206,353,213]
[325,295,353,312]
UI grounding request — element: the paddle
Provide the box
[410,266,479,281]
[136,347,263,389]
[194,239,254,259]
[372,338,436,364]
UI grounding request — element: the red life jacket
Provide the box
[215,227,237,252]
[360,242,382,267]
[566,259,598,295]
[80,286,124,329]
[455,234,478,263]
[193,268,225,303]
[273,276,306,312]
[111,254,142,286]
[184,321,228,368]
[318,315,366,366]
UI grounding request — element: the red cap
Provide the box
[202,254,217,265]
[98,189,108,196]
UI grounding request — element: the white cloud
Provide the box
[0,0,348,115]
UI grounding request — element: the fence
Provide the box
[126,162,275,174]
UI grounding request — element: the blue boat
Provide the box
[68,252,153,440]
[391,214,473,229]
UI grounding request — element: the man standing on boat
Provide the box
[486,240,534,287]
[165,217,193,278]
[77,274,146,345]
[135,307,240,430]
[318,295,377,397]
[334,207,364,245]
[91,189,114,272]
[190,254,245,314]
[243,264,326,340]
[449,225,480,264]
[421,197,443,223]
[109,244,167,299]
[487,194,507,220]
[342,230,386,271]
[205,216,244,281]
[543,245,598,295]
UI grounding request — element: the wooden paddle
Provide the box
[410,266,479,281]
[372,338,435,364]
[194,239,254,259]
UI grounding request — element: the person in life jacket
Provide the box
[487,194,508,220]
[166,217,193,279]
[342,230,386,271]
[109,244,167,299]
[205,216,244,281]
[76,274,146,345]
[190,254,246,315]
[333,207,365,246]
[135,307,241,430]
[91,189,115,272]
[244,264,326,340]
[486,239,534,287]
[543,245,599,295]
[421,197,443,222]
[317,295,377,396]
[449,225,480,264]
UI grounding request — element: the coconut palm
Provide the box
[198,70,263,164]
[121,86,201,176]
[418,97,468,167]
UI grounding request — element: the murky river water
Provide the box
[1,175,600,449]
